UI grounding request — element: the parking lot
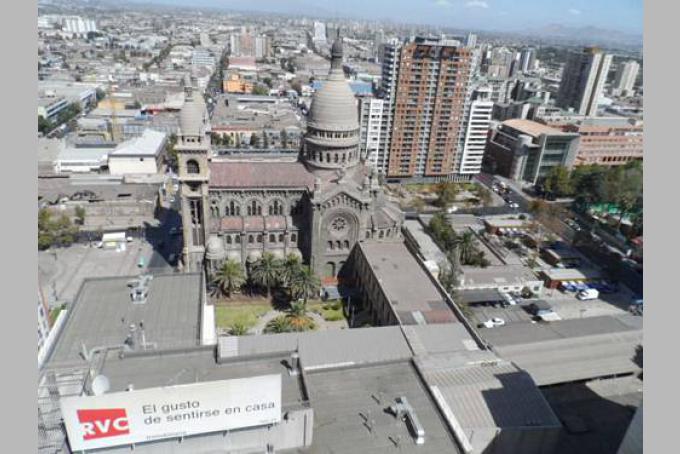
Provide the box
[467,282,635,329]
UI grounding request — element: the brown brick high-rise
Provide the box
[387,38,474,179]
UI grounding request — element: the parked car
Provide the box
[479,317,506,328]
[577,288,599,301]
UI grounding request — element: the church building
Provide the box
[176,35,404,279]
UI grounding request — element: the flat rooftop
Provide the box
[403,219,447,266]
[481,315,643,386]
[503,119,568,137]
[461,264,540,288]
[359,241,458,325]
[45,273,203,368]
[38,176,160,203]
[305,361,463,453]
[415,351,561,452]
[99,348,307,410]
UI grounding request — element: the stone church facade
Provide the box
[176,36,403,279]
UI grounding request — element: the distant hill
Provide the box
[519,24,642,49]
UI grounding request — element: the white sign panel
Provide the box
[60,374,281,451]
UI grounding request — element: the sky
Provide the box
[130,0,643,35]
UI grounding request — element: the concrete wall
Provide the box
[109,155,160,175]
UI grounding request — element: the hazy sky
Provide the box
[131,0,643,34]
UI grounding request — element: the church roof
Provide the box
[208,161,315,189]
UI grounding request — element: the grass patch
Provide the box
[215,304,270,330]
[49,304,66,325]
[309,301,345,322]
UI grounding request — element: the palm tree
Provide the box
[213,260,245,298]
[454,232,476,265]
[281,254,302,289]
[251,252,282,299]
[290,266,321,307]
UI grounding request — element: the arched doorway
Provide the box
[324,262,336,278]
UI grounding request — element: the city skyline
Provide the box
[125,0,643,35]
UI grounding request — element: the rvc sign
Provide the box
[60,374,282,451]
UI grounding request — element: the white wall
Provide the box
[108,156,159,175]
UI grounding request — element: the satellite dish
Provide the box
[90,375,111,396]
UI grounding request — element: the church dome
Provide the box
[303,33,361,171]
[307,79,358,131]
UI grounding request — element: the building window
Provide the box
[291,233,297,243]
[343,240,350,249]
[248,235,254,244]
[269,233,276,243]
[235,235,241,244]
[247,200,262,216]
[278,233,284,242]
[186,159,200,174]
[328,241,334,250]
[226,236,232,245]
[227,200,240,216]
[257,235,263,243]
[268,200,283,215]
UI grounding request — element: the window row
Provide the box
[210,199,299,217]
[222,232,298,245]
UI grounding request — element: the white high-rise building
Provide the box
[466,33,477,48]
[61,16,97,36]
[313,21,327,44]
[255,35,270,59]
[459,86,493,175]
[557,47,612,116]
[519,47,536,74]
[358,97,385,172]
[613,60,640,97]
[376,38,402,175]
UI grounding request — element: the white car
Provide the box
[482,317,506,328]
[509,202,519,209]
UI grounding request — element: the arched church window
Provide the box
[334,154,339,163]
[335,241,342,250]
[186,159,200,174]
[278,234,284,242]
[343,240,350,249]
[328,241,334,250]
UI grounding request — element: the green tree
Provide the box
[476,187,492,206]
[290,266,321,307]
[165,133,178,164]
[251,252,282,298]
[74,206,86,226]
[38,116,52,134]
[435,182,460,207]
[543,166,572,197]
[285,301,316,332]
[213,259,246,297]
[281,254,303,289]
[252,85,269,95]
[454,231,477,265]
[262,77,273,88]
